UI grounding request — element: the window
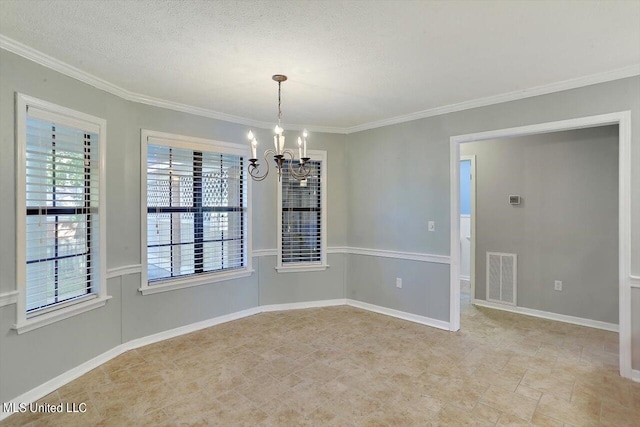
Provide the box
[277,150,327,272]
[141,130,251,294]
[15,94,108,334]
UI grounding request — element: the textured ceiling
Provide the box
[1,0,639,131]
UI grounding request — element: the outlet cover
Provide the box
[554,280,562,291]
[396,278,402,288]
[428,221,435,231]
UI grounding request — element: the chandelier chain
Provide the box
[277,81,282,123]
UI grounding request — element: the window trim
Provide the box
[14,93,109,334]
[276,150,328,273]
[139,130,253,295]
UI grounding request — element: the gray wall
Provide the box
[1,45,640,403]
[347,255,450,322]
[0,49,347,403]
[461,127,619,323]
[345,76,640,369]
[250,128,348,306]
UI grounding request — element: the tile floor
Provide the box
[3,294,639,426]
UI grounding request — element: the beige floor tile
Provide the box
[294,360,341,384]
[480,385,539,421]
[574,371,637,409]
[516,384,543,401]
[474,365,525,392]
[274,341,317,360]
[435,404,495,426]
[262,407,307,426]
[238,375,290,405]
[300,406,341,425]
[496,413,533,426]
[3,303,637,427]
[327,391,383,424]
[472,402,503,423]
[536,392,601,426]
[363,406,416,427]
[530,411,564,427]
[279,379,332,415]
[389,390,444,422]
[521,369,576,401]
[599,400,640,427]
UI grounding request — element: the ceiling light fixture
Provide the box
[247,75,311,181]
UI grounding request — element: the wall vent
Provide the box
[486,252,517,306]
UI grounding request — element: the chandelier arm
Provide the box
[283,149,311,180]
[248,148,275,181]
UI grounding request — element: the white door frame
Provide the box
[449,111,632,380]
[460,155,476,299]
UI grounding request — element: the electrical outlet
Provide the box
[554,280,562,291]
[428,221,435,232]
[396,278,402,288]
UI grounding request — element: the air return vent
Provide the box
[486,252,517,305]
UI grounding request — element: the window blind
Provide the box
[146,144,246,282]
[281,160,322,264]
[25,111,100,312]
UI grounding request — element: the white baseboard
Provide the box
[260,299,347,312]
[632,369,640,383]
[346,299,450,331]
[472,299,619,332]
[0,297,461,420]
[460,275,470,281]
[0,306,260,420]
[1,345,125,419]
[2,291,627,421]
[125,307,261,350]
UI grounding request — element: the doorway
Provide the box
[460,156,475,306]
[448,112,632,380]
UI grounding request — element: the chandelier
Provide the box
[247,75,311,181]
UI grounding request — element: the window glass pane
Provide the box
[24,113,97,313]
[281,160,322,264]
[26,261,54,311]
[203,241,223,271]
[57,254,88,300]
[146,143,246,283]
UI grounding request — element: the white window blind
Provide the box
[281,159,323,264]
[146,144,247,282]
[24,109,101,313]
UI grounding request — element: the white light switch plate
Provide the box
[428,221,435,231]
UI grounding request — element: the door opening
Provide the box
[460,156,475,306]
[449,112,632,380]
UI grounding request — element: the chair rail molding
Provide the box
[0,290,19,307]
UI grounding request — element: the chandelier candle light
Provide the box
[247,75,311,181]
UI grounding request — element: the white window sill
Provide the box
[275,264,329,273]
[13,295,112,334]
[139,269,254,295]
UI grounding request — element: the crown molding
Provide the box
[2,34,638,136]
[0,35,346,134]
[343,64,640,134]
